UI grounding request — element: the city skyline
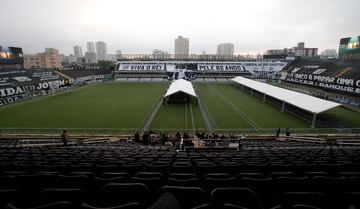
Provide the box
[1,0,359,55]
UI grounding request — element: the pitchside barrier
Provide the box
[0,127,359,136]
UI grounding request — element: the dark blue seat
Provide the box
[211,187,264,209]
[158,186,209,209]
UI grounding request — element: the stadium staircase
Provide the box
[54,70,73,80]
[138,97,164,133]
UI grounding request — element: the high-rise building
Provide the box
[85,52,97,64]
[87,42,95,53]
[104,54,117,62]
[265,42,318,58]
[73,45,82,58]
[297,42,305,49]
[116,50,122,59]
[61,54,78,64]
[24,48,61,69]
[96,41,107,61]
[217,43,234,56]
[174,36,189,58]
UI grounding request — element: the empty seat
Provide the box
[81,202,146,209]
[135,172,165,180]
[237,177,273,207]
[196,164,218,176]
[102,172,130,179]
[0,189,21,208]
[167,177,200,187]
[235,173,265,179]
[211,187,264,209]
[169,173,197,180]
[131,177,164,194]
[272,192,328,209]
[269,172,296,179]
[88,183,151,207]
[5,201,73,209]
[202,173,232,179]
[202,177,235,193]
[123,164,144,176]
[0,176,17,190]
[339,192,360,209]
[145,164,169,176]
[39,188,88,206]
[219,162,241,175]
[158,186,209,209]
[274,176,310,193]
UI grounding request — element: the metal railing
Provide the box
[0,127,359,136]
[116,54,280,61]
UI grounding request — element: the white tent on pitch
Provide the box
[164,79,197,104]
[231,76,340,128]
[164,79,197,98]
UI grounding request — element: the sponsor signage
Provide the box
[116,62,287,74]
[197,64,244,71]
[0,79,73,106]
[285,73,360,94]
[118,64,165,71]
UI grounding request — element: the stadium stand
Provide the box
[277,58,360,107]
[0,67,113,106]
[282,59,360,80]
[58,69,112,80]
[1,138,360,209]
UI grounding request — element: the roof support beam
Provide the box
[281,101,285,112]
[312,113,317,128]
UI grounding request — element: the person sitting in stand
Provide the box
[142,132,149,145]
[183,132,190,140]
[195,129,200,138]
[285,128,291,137]
[201,132,206,139]
[175,131,181,141]
[134,131,140,143]
[212,133,219,139]
[61,129,68,146]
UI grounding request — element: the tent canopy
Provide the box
[232,76,340,114]
[164,79,197,98]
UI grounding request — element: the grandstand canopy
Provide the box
[164,79,197,98]
[232,76,340,114]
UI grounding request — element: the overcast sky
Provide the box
[1,0,359,55]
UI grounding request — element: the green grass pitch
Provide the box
[0,82,359,132]
[196,83,310,129]
[151,98,205,130]
[0,83,166,129]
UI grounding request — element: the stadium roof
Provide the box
[232,76,340,114]
[164,79,197,98]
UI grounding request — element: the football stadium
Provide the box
[1,1,360,207]
[1,48,360,208]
